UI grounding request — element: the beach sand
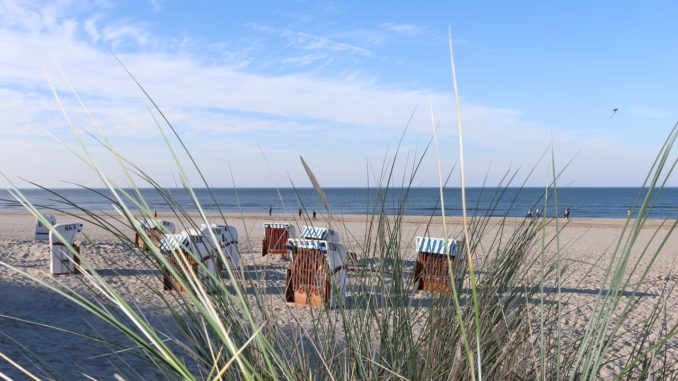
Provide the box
[0,211,676,378]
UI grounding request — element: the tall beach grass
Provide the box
[0,55,676,380]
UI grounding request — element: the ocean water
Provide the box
[0,187,676,219]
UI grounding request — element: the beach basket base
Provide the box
[284,248,330,307]
[163,259,183,292]
[261,243,290,259]
[413,252,462,293]
[216,256,236,273]
[285,282,329,307]
[52,244,81,275]
[135,229,163,251]
[163,273,185,292]
[162,254,197,293]
[162,252,221,293]
[293,290,326,307]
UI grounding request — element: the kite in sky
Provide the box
[611,107,619,118]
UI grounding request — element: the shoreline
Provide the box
[0,209,670,228]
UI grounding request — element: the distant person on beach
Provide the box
[268,205,272,216]
[535,208,540,218]
[564,208,570,220]
[312,210,317,220]
[298,208,302,218]
[527,208,532,219]
[627,208,631,217]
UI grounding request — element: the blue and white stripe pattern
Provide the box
[287,238,327,251]
[139,218,174,231]
[159,234,190,252]
[302,226,328,240]
[416,237,459,257]
[264,223,290,229]
[138,218,156,230]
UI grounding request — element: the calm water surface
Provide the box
[0,187,676,219]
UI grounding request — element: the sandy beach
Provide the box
[0,210,676,379]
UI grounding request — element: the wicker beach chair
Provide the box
[284,226,347,307]
[35,214,57,241]
[262,223,296,258]
[160,230,219,293]
[134,217,176,251]
[413,237,466,293]
[200,224,239,270]
[49,223,84,275]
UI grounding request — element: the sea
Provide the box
[0,187,676,219]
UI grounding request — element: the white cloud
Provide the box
[103,23,153,48]
[148,0,164,12]
[84,16,100,42]
[248,23,371,56]
[380,22,425,36]
[281,53,329,66]
[0,1,670,188]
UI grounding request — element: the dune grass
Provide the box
[0,54,677,380]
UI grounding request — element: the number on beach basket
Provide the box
[413,237,466,293]
[35,214,57,242]
[49,223,84,275]
[262,223,296,258]
[160,231,220,293]
[284,226,347,308]
[134,218,176,251]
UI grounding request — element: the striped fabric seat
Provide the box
[416,237,459,256]
[264,223,290,229]
[286,239,345,253]
[302,226,328,240]
[138,218,154,229]
[139,218,154,230]
[287,238,327,251]
[159,234,190,252]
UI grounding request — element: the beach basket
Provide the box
[200,224,239,271]
[413,237,466,293]
[284,226,347,307]
[160,232,219,293]
[35,214,57,242]
[262,223,296,258]
[49,223,84,275]
[134,218,176,251]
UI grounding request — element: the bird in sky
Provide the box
[611,107,619,118]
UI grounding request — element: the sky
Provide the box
[1,0,677,189]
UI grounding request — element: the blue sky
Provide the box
[0,0,676,188]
